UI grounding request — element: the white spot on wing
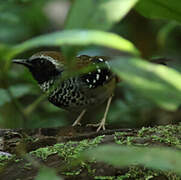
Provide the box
[50,79,54,84]
[96,74,100,80]
[98,58,104,62]
[105,61,110,69]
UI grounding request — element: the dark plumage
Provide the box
[13,51,118,131]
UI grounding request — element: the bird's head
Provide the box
[12,51,65,84]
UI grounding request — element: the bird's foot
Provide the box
[72,121,81,127]
[87,119,106,132]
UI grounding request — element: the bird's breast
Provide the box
[45,75,116,111]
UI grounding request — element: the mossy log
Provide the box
[0,125,181,180]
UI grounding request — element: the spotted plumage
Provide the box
[80,56,113,89]
[12,51,118,131]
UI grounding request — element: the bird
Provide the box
[12,51,119,132]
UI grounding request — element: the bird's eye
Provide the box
[40,59,44,64]
[38,58,46,64]
[31,58,46,66]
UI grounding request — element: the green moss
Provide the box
[62,170,81,176]
[2,125,181,179]
[138,125,181,146]
[115,125,181,147]
[0,155,11,162]
[164,171,181,180]
[24,162,32,170]
[94,176,115,180]
[114,132,137,145]
[0,154,14,168]
[124,166,159,180]
[14,158,23,163]
[23,136,38,143]
[54,136,104,176]
[93,166,163,180]
[109,166,168,180]
[113,125,181,179]
[124,166,181,180]
[28,135,104,176]
[30,135,104,161]
[29,146,57,160]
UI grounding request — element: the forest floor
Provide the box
[0,124,181,180]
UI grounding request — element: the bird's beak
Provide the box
[12,59,32,67]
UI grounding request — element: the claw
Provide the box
[86,121,106,132]
[72,122,81,126]
[86,95,113,132]
[96,120,106,132]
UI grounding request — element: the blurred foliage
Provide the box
[112,57,181,111]
[35,167,62,180]
[1,0,181,128]
[135,0,181,23]
[83,145,181,175]
[0,0,49,44]
[1,0,181,177]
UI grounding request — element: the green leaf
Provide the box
[83,145,181,175]
[135,0,181,23]
[0,43,12,60]
[0,85,31,107]
[157,22,178,47]
[35,167,62,180]
[0,88,11,107]
[64,0,138,58]
[65,0,138,31]
[112,57,181,111]
[9,30,139,59]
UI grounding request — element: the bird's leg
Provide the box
[72,109,86,126]
[96,95,113,132]
[87,95,113,132]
